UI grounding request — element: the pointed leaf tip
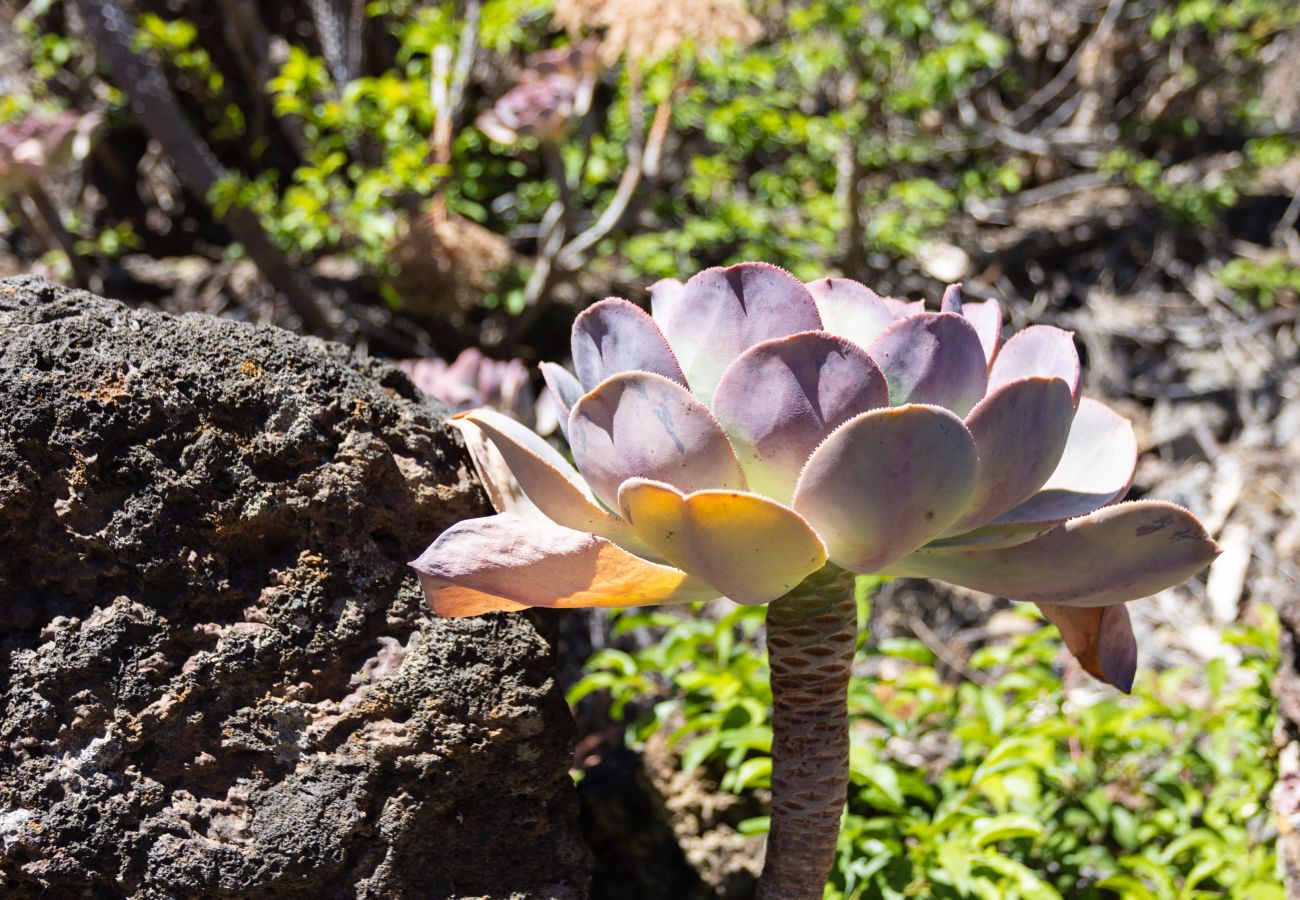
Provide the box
[941,283,963,314]
[1038,602,1137,692]
[540,361,583,440]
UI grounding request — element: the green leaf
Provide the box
[971,813,1044,847]
[679,732,722,774]
[723,756,771,793]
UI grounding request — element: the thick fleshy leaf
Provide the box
[648,277,685,321]
[540,361,583,439]
[446,416,530,516]
[792,405,978,572]
[571,297,686,391]
[988,325,1080,404]
[940,283,963,313]
[882,297,925,318]
[711,331,889,503]
[993,397,1137,527]
[568,371,746,510]
[456,408,644,549]
[867,312,989,416]
[946,376,1075,534]
[962,298,1002,365]
[1038,602,1138,692]
[411,513,717,616]
[653,262,823,406]
[889,500,1219,606]
[618,479,827,604]
[805,277,896,349]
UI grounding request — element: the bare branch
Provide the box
[1010,0,1127,126]
[22,183,95,290]
[73,0,334,336]
[555,67,677,270]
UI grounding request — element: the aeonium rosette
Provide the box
[411,262,1218,692]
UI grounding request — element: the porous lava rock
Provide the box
[0,276,591,898]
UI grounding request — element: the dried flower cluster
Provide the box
[476,40,600,145]
[553,0,761,64]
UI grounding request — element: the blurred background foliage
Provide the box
[0,0,1297,897]
[1,0,1296,358]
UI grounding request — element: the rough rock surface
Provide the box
[0,276,591,898]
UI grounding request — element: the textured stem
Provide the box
[758,564,857,900]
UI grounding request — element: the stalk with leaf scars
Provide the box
[410,262,1220,896]
[761,565,857,899]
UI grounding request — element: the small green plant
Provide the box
[1216,257,1300,309]
[572,595,1281,899]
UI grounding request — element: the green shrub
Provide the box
[1216,257,1300,309]
[570,585,1281,898]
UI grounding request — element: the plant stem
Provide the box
[758,564,857,900]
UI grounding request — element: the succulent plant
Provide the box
[476,71,587,146]
[397,348,558,436]
[0,110,103,194]
[0,109,104,289]
[400,348,527,417]
[410,262,1218,898]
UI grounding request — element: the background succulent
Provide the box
[397,347,556,432]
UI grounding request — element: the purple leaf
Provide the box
[962,298,1003,366]
[540,361,583,439]
[867,312,989,416]
[988,324,1080,404]
[992,397,1137,527]
[805,277,897,350]
[410,513,717,616]
[940,283,963,313]
[455,408,646,550]
[648,277,685,320]
[792,404,978,572]
[888,500,1219,606]
[712,331,888,502]
[1037,602,1138,692]
[653,262,823,406]
[946,376,1075,534]
[571,297,686,391]
[568,371,746,510]
[882,297,925,318]
[447,416,529,516]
